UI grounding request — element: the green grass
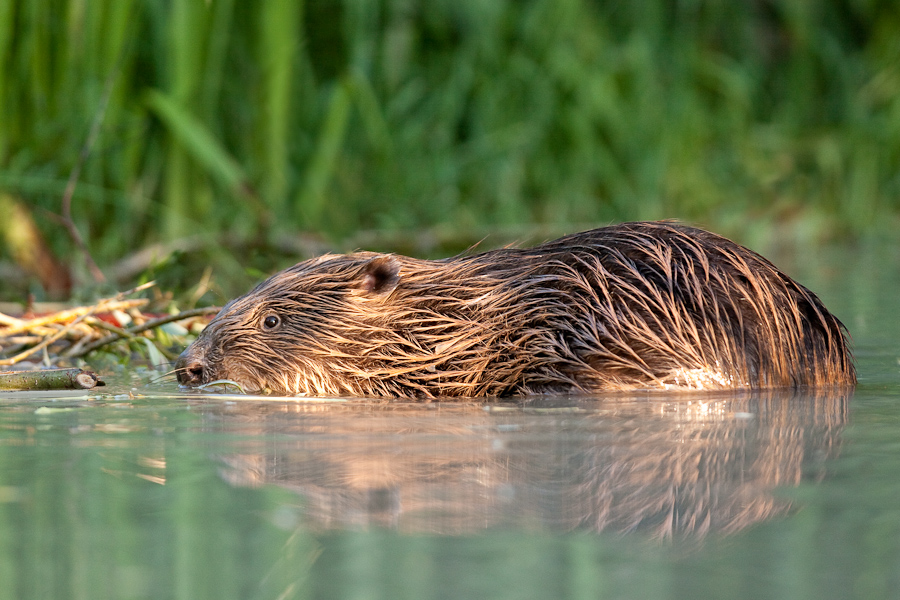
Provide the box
[1,0,899,295]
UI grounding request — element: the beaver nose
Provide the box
[175,352,204,386]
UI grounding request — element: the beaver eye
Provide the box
[262,314,281,330]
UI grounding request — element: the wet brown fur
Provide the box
[176,221,855,397]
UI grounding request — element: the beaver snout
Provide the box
[175,351,204,386]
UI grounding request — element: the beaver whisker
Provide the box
[147,366,185,386]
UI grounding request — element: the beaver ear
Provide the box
[357,256,401,296]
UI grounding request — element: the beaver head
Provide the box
[175,252,421,396]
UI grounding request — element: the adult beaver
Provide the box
[176,222,855,397]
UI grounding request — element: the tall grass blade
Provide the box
[0,0,15,159]
[295,78,351,226]
[145,89,247,193]
[259,0,301,214]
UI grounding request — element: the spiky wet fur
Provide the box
[177,222,855,398]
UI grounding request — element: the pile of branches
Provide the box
[0,283,218,369]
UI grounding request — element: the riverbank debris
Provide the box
[0,283,218,368]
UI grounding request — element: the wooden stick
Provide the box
[0,368,102,390]
[1,299,148,336]
[0,312,25,327]
[0,311,93,366]
[67,306,220,358]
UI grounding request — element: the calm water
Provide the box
[1,238,898,600]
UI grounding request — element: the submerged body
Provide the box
[176,222,855,397]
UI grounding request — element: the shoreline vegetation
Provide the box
[2,2,899,340]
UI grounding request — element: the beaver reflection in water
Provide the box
[176,222,855,397]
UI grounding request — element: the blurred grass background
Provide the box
[1,0,899,300]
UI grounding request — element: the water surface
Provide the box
[1,238,898,600]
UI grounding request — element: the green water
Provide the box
[1,239,899,600]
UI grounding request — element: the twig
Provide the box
[83,316,135,338]
[0,368,102,390]
[0,310,96,366]
[0,299,148,336]
[67,306,220,358]
[125,306,220,335]
[0,313,25,327]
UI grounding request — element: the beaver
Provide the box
[175,221,855,397]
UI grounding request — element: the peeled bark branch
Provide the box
[1,299,149,337]
[0,368,102,391]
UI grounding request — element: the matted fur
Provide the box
[176,222,855,397]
